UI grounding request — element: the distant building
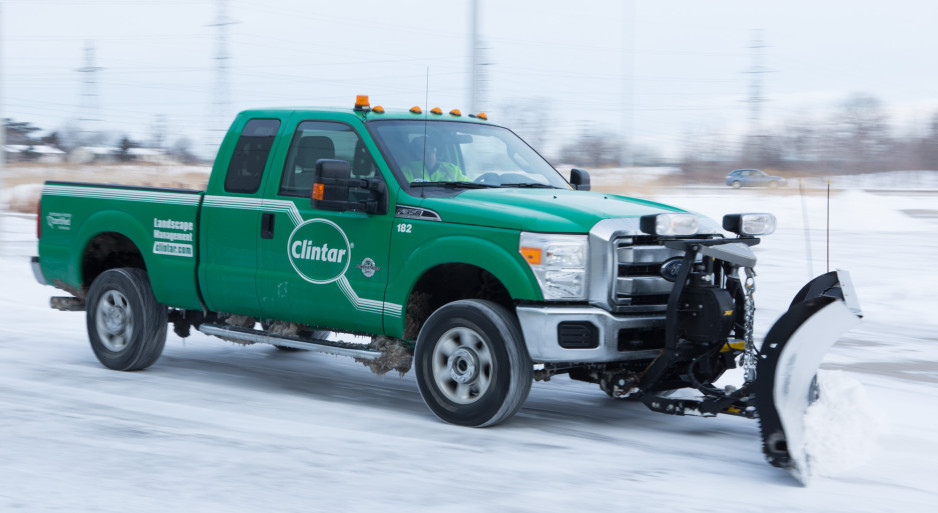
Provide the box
[68,146,119,164]
[127,147,175,164]
[3,144,67,163]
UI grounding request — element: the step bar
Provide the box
[197,323,382,360]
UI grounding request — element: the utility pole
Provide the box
[468,0,487,114]
[77,41,103,144]
[620,0,634,168]
[1,3,5,233]
[206,0,235,158]
[746,30,768,135]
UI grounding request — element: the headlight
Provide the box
[519,232,588,301]
[639,213,698,236]
[722,213,777,236]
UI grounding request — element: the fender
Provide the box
[383,232,542,338]
[75,210,202,310]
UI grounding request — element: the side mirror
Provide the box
[312,159,387,214]
[311,159,351,211]
[570,168,591,191]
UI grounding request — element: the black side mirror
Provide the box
[312,159,387,214]
[570,168,591,191]
[311,159,352,210]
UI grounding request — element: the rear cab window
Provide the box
[224,119,282,194]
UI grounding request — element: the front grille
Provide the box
[613,241,683,311]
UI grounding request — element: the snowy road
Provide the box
[2,186,937,512]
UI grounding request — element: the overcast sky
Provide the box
[3,0,938,159]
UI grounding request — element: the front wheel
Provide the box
[414,300,532,427]
[86,268,168,371]
[731,180,742,189]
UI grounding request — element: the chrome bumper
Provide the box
[31,256,48,285]
[516,305,665,363]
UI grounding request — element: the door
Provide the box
[256,118,396,335]
[200,117,284,317]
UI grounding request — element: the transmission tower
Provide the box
[206,0,235,157]
[77,41,103,143]
[746,30,768,135]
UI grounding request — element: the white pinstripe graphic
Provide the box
[48,188,403,317]
[45,185,201,205]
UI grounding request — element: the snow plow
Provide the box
[552,231,863,484]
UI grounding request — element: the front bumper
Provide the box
[31,256,48,285]
[516,305,664,363]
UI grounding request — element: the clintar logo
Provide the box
[287,218,351,284]
[291,240,347,263]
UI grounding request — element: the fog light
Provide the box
[640,213,698,236]
[723,213,777,236]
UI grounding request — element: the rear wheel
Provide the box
[86,268,167,371]
[731,180,742,189]
[415,299,532,427]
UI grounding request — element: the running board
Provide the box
[197,323,382,360]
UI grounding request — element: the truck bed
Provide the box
[38,181,205,310]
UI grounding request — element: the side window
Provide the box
[224,119,281,194]
[279,121,379,198]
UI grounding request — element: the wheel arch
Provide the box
[386,235,541,340]
[74,210,152,293]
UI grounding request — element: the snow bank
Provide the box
[1,183,43,213]
[803,370,884,478]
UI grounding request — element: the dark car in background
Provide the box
[726,169,786,188]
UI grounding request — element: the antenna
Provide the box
[421,67,430,186]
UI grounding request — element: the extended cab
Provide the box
[33,97,861,466]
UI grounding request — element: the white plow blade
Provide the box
[772,300,861,484]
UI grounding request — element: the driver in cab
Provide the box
[402,136,470,183]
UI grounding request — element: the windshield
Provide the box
[368,120,570,190]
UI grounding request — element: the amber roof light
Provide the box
[354,95,370,111]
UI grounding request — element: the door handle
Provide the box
[261,213,275,239]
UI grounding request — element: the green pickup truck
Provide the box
[33,97,861,479]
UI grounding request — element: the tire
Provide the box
[414,299,533,427]
[731,181,742,189]
[86,268,168,371]
[769,180,779,188]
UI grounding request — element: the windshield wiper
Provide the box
[410,181,499,189]
[498,182,561,189]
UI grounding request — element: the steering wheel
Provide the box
[474,172,501,185]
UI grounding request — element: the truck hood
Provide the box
[415,188,692,233]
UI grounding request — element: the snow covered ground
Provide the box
[1,185,937,512]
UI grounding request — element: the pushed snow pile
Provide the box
[803,370,882,478]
